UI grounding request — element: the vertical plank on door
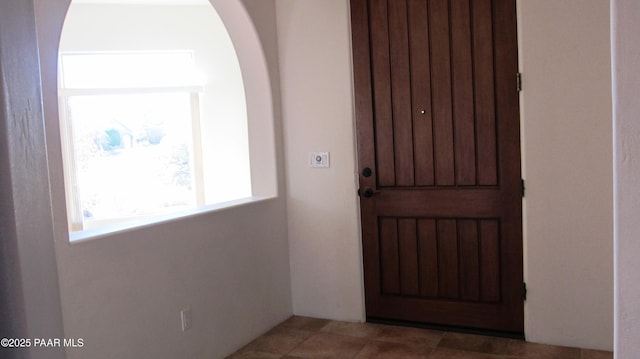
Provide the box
[389,0,415,186]
[418,219,438,297]
[450,0,477,185]
[399,218,419,295]
[459,219,480,301]
[370,0,395,186]
[479,220,501,302]
[473,0,498,186]
[438,219,459,299]
[408,0,435,186]
[380,217,400,294]
[428,0,455,186]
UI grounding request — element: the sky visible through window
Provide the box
[61,52,200,88]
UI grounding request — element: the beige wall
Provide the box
[277,0,365,321]
[518,0,613,350]
[35,0,291,358]
[612,0,640,356]
[278,0,613,351]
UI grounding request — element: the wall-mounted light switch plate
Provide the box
[309,152,330,168]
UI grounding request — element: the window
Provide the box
[58,1,254,233]
[60,52,207,230]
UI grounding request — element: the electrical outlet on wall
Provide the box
[180,307,192,331]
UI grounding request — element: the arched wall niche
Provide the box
[31,2,290,357]
[34,0,278,241]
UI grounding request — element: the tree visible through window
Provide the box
[60,52,205,229]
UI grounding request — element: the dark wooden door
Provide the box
[351,0,523,333]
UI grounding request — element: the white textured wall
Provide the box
[0,1,65,358]
[35,1,291,358]
[277,0,365,321]
[278,0,613,350]
[518,0,613,350]
[612,0,640,356]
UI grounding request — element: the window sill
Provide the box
[68,196,274,243]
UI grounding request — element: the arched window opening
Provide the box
[58,0,251,232]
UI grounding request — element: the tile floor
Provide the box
[227,316,613,359]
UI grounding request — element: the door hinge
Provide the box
[517,72,523,92]
[523,282,527,301]
[521,179,525,197]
